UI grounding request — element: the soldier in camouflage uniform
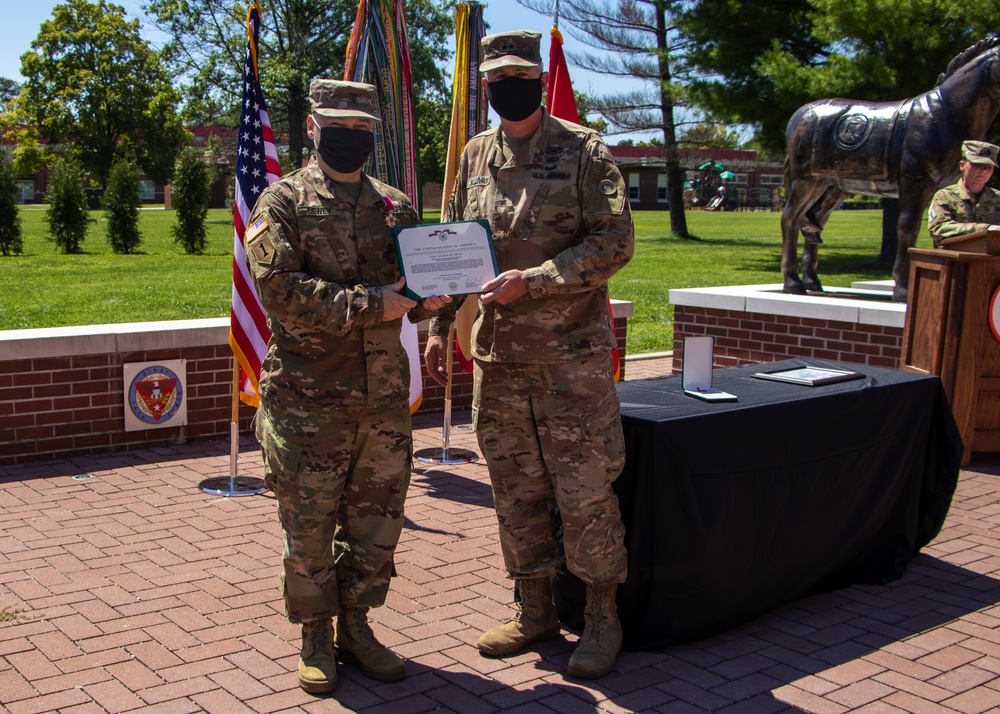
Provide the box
[424,30,634,680]
[928,140,1000,246]
[245,79,448,694]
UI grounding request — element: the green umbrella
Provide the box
[719,170,735,180]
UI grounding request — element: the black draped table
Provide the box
[553,359,963,650]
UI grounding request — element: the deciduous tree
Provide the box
[145,0,454,173]
[7,0,189,187]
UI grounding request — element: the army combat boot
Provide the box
[477,577,561,657]
[298,618,337,693]
[335,607,406,682]
[567,584,622,679]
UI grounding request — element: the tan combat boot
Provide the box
[335,607,406,682]
[298,618,337,693]
[477,577,561,657]
[566,584,622,679]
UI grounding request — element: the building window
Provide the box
[657,174,667,202]
[139,180,155,201]
[760,174,783,186]
[16,181,33,204]
[732,173,748,185]
[628,173,640,201]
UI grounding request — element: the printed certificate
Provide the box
[393,219,499,300]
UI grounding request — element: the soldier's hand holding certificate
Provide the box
[393,220,499,300]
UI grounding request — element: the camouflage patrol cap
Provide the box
[480,30,543,73]
[309,79,381,121]
[962,140,999,167]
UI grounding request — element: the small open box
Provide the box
[682,336,737,402]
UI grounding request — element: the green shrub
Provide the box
[0,152,23,256]
[171,149,210,254]
[103,157,142,254]
[45,158,89,254]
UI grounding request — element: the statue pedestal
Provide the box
[669,282,906,372]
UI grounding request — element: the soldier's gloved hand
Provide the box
[380,277,417,321]
[480,269,528,305]
[424,334,449,386]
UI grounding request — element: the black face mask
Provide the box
[486,76,543,122]
[315,125,373,173]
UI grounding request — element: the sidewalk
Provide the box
[3,355,1000,713]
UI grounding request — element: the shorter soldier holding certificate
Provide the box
[245,79,448,694]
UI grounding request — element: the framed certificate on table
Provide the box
[392,220,499,300]
[752,365,865,386]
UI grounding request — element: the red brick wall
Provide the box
[672,306,903,373]
[0,317,628,465]
[0,346,254,465]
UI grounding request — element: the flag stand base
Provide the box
[414,447,479,464]
[202,418,265,496]
[199,476,266,496]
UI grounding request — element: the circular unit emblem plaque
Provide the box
[128,365,184,425]
[835,113,874,150]
[990,285,1000,343]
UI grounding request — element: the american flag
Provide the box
[229,1,281,406]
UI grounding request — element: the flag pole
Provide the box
[413,2,480,465]
[199,0,269,496]
[199,360,265,495]
[415,323,478,464]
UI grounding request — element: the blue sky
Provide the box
[2,0,652,141]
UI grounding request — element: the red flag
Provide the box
[546,28,580,124]
[546,26,621,381]
[229,1,282,406]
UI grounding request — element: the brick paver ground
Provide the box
[3,355,1000,713]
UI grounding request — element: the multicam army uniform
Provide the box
[245,156,423,623]
[429,110,634,586]
[927,182,1000,246]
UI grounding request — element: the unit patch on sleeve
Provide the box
[246,214,278,267]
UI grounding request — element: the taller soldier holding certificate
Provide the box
[424,30,634,679]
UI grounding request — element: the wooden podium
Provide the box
[901,231,1000,464]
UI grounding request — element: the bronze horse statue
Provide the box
[782,37,1000,301]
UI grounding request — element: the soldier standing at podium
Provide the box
[928,140,1000,245]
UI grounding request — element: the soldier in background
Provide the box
[928,140,1000,245]
[424,30,634,679]
[245,79,448,694]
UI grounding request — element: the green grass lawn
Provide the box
[2,205,927,355]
